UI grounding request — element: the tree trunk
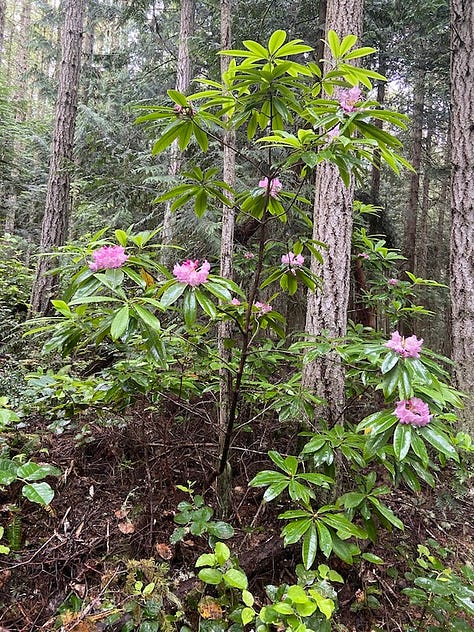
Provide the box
[216,0,236,517]
[417,128,432,278]
[302,0,364,427]
[161,0,195,255]
[369,56,386,208]
[0,0,6,65]
[30,0,85,315]
[450,0,474,433]
[404,69,425,274]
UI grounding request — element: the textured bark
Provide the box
[161,0,195,252]
[404,69,425,273]
[302,0,364,426]
[30,0,85,315]
[0,0,5,64]
[417,128,432,278]
[433,143,449,280]
[216,0,236,518]
[450,0,474,433]
[370,62,386,207]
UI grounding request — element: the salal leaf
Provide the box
[22,482,54,506]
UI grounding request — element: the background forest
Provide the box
[0,0,473,631]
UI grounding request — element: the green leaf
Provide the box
[241,607,255,625]
[195,289,217,318]
[326,30,340,57]
[393,423,412,461]
[133,304,161,332]
[369,497,404,530]
[17,462,60,481]
[114,229,128,246]
[193,122,209,152]
[302,524,318,569]
[281,518,313,545]
[321,513,367,539]
[410,430,429,467]
[207,521,234,539]
[420,426,459,461]
[160,282,186,307]
[316,521,333,558]
[214,542,230,565]
[183,289,197,327]
[361,552,384,564]
[263,480,289,502]
[250,470,288,487]
[382,364,401,398]
[22,482,54,506]
[268,30,287,54]
[273,602,294,615]
[196,553,217,567]
[167,89,189,107]
[110,304,130,340]
[194,189,208,217]
[357,409,397,434]
[198,568,223,585]
[242,590,254,607]
[152,122,184,154]
[0,470,17,485]
[381,352,399,374]
[339,492,365,509]
[223,568,248,590]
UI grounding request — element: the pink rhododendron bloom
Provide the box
[88,245,129,272]
[339,86,362,113]
[281,252,304,272]
[395,398,432,427]
[254,301,272,314]
[231,297,241,306]
[358,252,370,260]
[388,278,399,286]
[244,252,255,259]
[385,330,423,359]
[173,259,210,286]
[258,177,282,198]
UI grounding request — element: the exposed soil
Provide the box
[1,401,473,632]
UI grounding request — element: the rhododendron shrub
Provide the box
[23,30,469,590]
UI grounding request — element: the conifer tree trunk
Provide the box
[0,0,5,64]
[417,128,432,278]
[450,0,474,433]
[30,0,85,315]
[405,69,425,273]
[216,0,236,517]
[302,0,363,426]
[161,0,195,253]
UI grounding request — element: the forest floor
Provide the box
[1,399,473,632]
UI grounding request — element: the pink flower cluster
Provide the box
[395,398,432,427]
[385,331,423,359]
[338,86,362,113]
[173,259,210,286]
[88,245,129,272]
[388,278,399,286]
[358,252,370,260]
[254,301,272,314]
[231,297,241,306]
[258,177,282,198]
[281,252,304,273]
